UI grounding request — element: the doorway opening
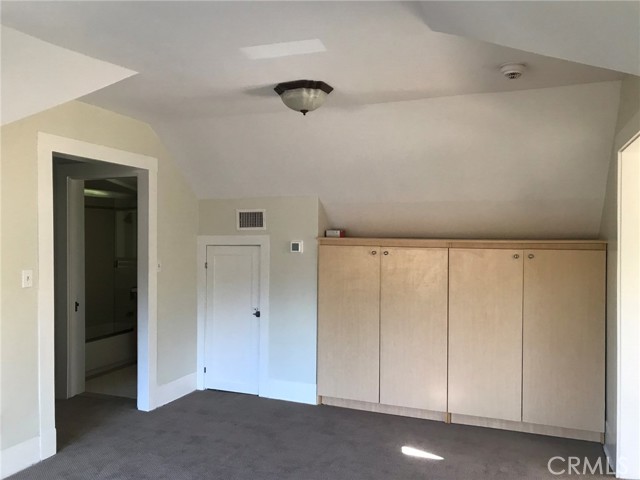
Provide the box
[53,157,141,402]
[83,177,138,399]
[36,133,157,462]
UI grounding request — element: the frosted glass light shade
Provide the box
[280,88,328,114]
[274,80,333,115]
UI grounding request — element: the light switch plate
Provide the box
[290,241,303,253]
[22,269,33,288]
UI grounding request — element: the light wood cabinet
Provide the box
[318,244,448,409]
[380,248,448,411]
[317,245,380,402]
[522,250,605,432]
[448,249,524,421]
[317,238,606,439]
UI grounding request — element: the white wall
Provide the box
[199,197,320,402]
[0,101,198,474]
[600,75,640,477]
[617,135,640,479]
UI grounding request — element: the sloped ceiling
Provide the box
[420,1,640,76]
[154,81,620,238]
[0,25,136,125]
[1,2,633,238]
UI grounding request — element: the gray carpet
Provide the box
[10,391,609,479]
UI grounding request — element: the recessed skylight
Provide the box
[240,39,326,60]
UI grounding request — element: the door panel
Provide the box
[522,250,605,431]
[67,178,86,397]
[317,245,380,402]
[380,247,448,411]
[205,245,260,394]
[449,248,523,421]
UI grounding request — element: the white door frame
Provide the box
[37,132,158,461]
[197,235,270,394]
[616,131,640,479]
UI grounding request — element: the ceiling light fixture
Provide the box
[274,80,333,115]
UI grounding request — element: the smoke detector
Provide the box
[499,63,526,80]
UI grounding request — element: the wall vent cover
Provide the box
[237,209,266,230]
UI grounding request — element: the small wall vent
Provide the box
[237,209,266,230]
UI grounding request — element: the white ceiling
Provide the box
[0,25,136,125]
[1,1,634,238]
[420,1,640,76]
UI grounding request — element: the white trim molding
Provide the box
[155,373,197,409]
[36,133,159,468]
[1,437,41,479]
[263,380,317,405]
[197,235,270,397]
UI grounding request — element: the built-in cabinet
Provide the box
[318,245,448,411]
[522,249,605,432]
[317,245,380,403]
[380,247,448,411]
[448,248,524,422]
[317,238,606,441]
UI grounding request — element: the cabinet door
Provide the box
[380,248,448,411]
[317,245,380,402]
[523,250,605,432]
[449,249,524,421]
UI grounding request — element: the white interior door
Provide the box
[67,178,86,397]
[205,245,260,394]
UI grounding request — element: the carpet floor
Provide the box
[10,390,609,479]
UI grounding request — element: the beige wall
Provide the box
[0,101,198,450]
[199,197,320,387]
[600,75,640,464]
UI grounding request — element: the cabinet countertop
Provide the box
[317,238,606,250]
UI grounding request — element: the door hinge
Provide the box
[204,367,207,373]
[205,262,208,269]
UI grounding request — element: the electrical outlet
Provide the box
[22,269,33,288]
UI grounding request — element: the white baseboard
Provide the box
[1,436,40,479]
[262,379,317,405]
[603,443,616,475]
[154,372,197,409]
[39,428,57,461]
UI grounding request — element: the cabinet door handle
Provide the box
[371,250,377,255]
[528,253,535,259]
[513,254,520,259]
[383,251,389,255]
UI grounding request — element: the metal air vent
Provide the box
[237,209,266,230]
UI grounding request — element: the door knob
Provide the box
[75,301,80,312]
[371,251,377,255]
[252,309,261,318]
[528,254,535,259]
[513,254,520,259]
